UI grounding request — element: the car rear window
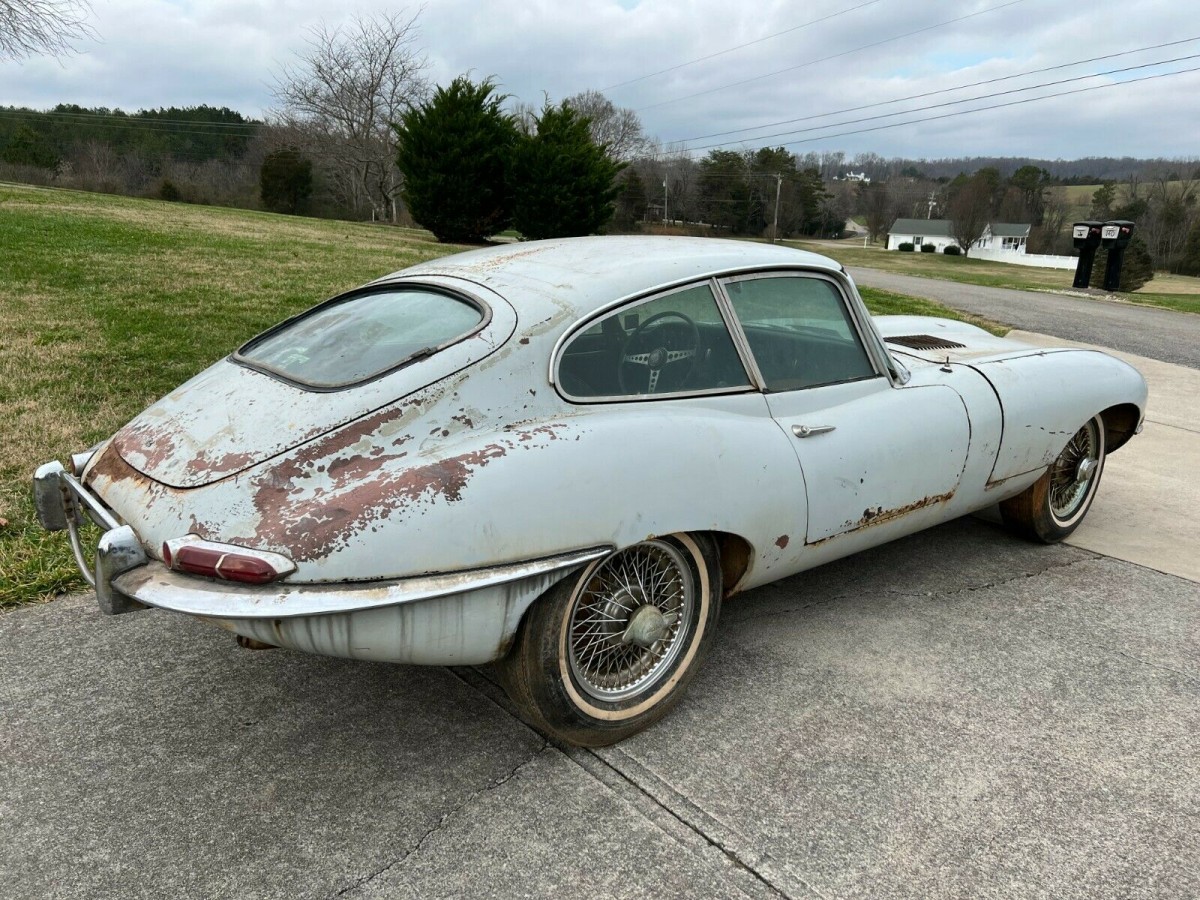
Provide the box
[236,286,486,388]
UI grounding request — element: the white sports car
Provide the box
[34,237,1147,745]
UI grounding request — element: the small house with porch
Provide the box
[885,219,956,252]
[886,218,1032,255]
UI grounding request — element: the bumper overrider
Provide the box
[32,457,609,664]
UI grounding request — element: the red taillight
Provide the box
[162,536,294,585]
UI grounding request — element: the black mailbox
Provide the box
[1071,220,1106,289]
[1072,220,1103,251]
[1101,220,1134,249]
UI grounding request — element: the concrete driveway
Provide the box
[3,336,1197,900]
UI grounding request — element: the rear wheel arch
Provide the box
[495,531,723,746]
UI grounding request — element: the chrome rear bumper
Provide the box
[33,460,148,614]
[34,455,610,664]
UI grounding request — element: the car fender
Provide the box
[970,349,1147,485]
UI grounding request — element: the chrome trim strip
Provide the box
[710,276,767,390]
[114,546,614,619]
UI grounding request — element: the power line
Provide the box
[673,36,1200,145]
[724,65,1200,152]
[600,0,884,93]
[680,53,1200,154]
[635,0,1030,113]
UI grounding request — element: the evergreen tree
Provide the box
[1180,218,1200,277]
[511,101,623,240]
[394,76,519,243]
[1090,235,1154,292]
[260,149,313,215]
[1,124,57,168]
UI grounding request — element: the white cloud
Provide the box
[0,0,1194,160]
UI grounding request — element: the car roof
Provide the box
[380,236,843,322]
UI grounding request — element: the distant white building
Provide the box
[836,171,871,183]
[886,218,955,252]
[886,219,1031,255]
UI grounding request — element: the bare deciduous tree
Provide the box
[563,90,648,161]
[949,176,993,254]
[0,0,93,60]
[271,10,429,221]
[859,181,891,244]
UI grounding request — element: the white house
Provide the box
[885,218,956,252]
[886,219,1031,255]
[974,222,1030,252]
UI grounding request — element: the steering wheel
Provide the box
[618,311,701,394]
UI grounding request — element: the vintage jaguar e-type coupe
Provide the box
[34,237,1147,745]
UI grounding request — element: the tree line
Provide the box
[2,7,1198,274]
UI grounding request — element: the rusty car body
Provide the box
[34,237,1147,745]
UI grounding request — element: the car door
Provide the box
[720,272,971,545]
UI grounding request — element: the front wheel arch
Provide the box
[1000,413,1107,543]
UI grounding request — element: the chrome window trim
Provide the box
[710,276,767,390]
[716,269,896,391]
[233,282,493,393]
[552,278,757,404]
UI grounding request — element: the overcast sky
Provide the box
[2,0,1196,160]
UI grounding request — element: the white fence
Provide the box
[970,249,1077,270]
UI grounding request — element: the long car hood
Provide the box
[873,315,1048,365]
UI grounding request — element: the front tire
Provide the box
[1001,414,1106,543]
[496,534,721,747]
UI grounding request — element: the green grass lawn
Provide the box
[790,240,1200,316]
[0,183,1003,607]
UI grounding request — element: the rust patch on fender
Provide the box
[775,535,790,549]
[185,449,258,479]
[808,491,956,547]
[854,491,955,528]
[250,443,509,561]
[112,420,180,471]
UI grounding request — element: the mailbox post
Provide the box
[1100,220,1135,292]
[1071,220,1104,289]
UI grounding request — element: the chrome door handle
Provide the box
[792,424,836,438]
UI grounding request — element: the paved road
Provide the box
[849,267,1200,369]
[4,521,1197,899]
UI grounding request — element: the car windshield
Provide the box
[237,287,485,388]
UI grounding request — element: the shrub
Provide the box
[511,101,623,240]
[1090,235,1154,293]
[158,179,181,202]
[260,149,313,215]
[897,242,914,252]
[395,76,520,243]
[920,243,935,253]
[943,245,961,256]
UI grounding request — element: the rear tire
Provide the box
[1001,414,1106,543]
[495,533,721,747]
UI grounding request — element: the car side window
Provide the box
[558,282,751,399]
[723,274,877,391]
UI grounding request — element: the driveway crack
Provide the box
[329,743,549,898]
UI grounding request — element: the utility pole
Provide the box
[772,173,782,243]
[663,176,668,227]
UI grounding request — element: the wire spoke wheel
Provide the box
[567,540,695,702]
[496,533,721,747]
[1000,413,1107,543]
[1048,419,1101,523]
